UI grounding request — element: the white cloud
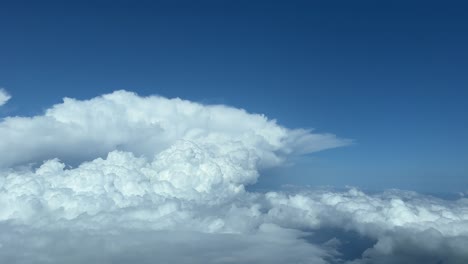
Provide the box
[0,223,333,264]
[0,90,350,168]
[266,189,468,263]
[0,90,466,263]
[0,88,11,106]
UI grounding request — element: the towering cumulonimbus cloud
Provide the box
[0,90,350,225]
[0,90,467,263]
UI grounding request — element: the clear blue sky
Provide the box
[1,0,467,192]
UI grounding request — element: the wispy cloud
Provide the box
[0,88,11,106]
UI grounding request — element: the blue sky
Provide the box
[1,0,467,192]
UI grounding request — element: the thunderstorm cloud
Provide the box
[0,91,467,263]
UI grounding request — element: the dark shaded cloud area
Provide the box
[0,91,467,263]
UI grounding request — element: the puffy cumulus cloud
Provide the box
[0,88,11,106]
[0,147,257,226]
[1,90,467,263]
[2,160,468,264]
[0,90,350,168]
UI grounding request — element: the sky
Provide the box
[1,0,468,193]
[1,1,468,263]
[1,0,467,192]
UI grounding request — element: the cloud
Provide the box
[0,90,466,263]
[0,222,333,264]
[0,88,11,106]
[0,90,350,168]
[266,189,468,263]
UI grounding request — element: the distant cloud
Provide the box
[266,189,468,263]
[0,88,11,106]
[0,90,466,263]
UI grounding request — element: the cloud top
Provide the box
[0,90,350,168]
[0,88,11,106]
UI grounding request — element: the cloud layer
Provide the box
[0,91,466,263]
